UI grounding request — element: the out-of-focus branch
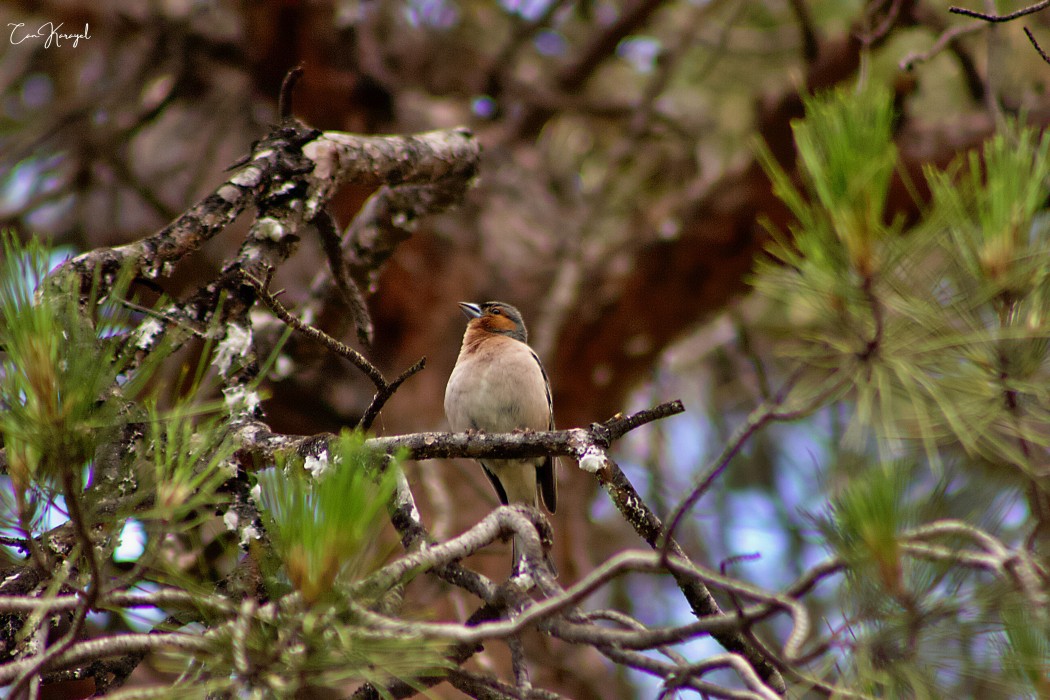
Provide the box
[787,0,820,61]
[662,369,847,550]
[533,0,712,359]
[481,0,574,99]
[555,0,667,93]
[510,0,670,139]
[858,0,906,48]
[899,18,984,70]
[315,208,373,345]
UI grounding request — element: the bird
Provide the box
[444,301,557,575]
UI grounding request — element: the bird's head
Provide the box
[459,301,528,343]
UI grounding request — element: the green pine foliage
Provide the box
[1,235,136,489]
[755,85,1050,468]
[755,87,1050,697]
[256,433,400,603]
[0,232,448,697]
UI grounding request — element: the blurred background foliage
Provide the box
[4,0,1050,697]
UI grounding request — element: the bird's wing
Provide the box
[530,347,558,513]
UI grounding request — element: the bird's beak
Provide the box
[458,302,483,319]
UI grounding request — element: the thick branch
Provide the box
[0,633,208,684]
[49,123,480,299]
[300,128,479,221]
[370,400,684,462]
[231,401,685,467]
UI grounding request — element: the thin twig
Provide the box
[597,643,773,700]
[592,457,786,693]
[508,633,532,692]
[315,208,373,346]
[661,368,848,552]
[242,270,424,429]
[481,0,573,97]
[579,609,689,666]
[857,0,905,47]
[13,480,51,575]
[858,273,883,361]
[0,534,30,552]
[0,588,236,615]
[787,0,819,61]
[555,0,667,92]
[278,65,304,120]
[1024,26,1050,65]
[949,1,1050,22]
[532,0,708,358]
[0,633,209,684]
[899,20,985,70]
[447,667,565,699]
[359,357,426,431]
[117,297,207,339]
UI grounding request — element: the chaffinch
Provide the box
[444,301,557,574]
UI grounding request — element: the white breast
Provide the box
[445,341,550,434]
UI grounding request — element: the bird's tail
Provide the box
[512,533,558,579]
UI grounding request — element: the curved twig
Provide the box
[241,270,425,430]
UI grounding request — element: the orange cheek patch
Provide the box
[482,315,518,333]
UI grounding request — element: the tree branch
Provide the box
[949,1,1050,22]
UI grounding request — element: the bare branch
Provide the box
[315,208,373,346]
[1024,26,1050,65]
[241,270,426,430]
[0,589,235,615]
[949,1,1050,22]
[0,633,209,684]
[49,124,480,299]
[787,0,820,62]
[359,357,427,431]
[278,65,305,120]
[448,667,565,700]
[899,19,985,70]
[588,457,786,693]
[8,470,105,697]
[245,271,386,388]
[662,369,848,550]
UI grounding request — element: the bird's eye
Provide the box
[491,308,502,315]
